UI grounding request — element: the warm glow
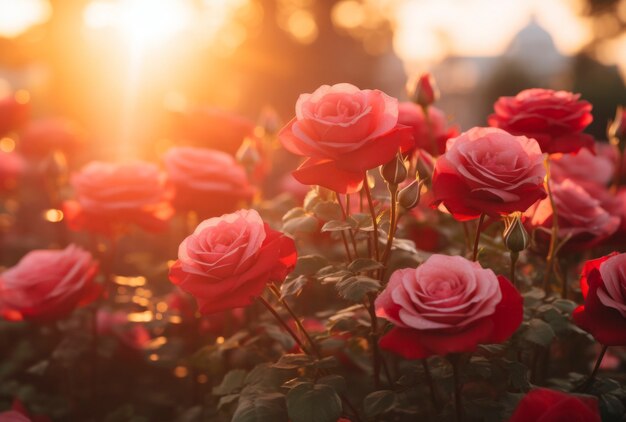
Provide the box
[0,0,52,38]
[43,209,64,223]
[0,138,16,153]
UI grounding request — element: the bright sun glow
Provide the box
[0,0,52,38]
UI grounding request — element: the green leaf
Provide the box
[313,202,343,222]
[348,258,384,273]
[552,299,577,315]
[286,382,342,422]
[281,275,309,298]
[232,392,287,422]
[351,213,374,231]
[213,369,247,396]
[283,215,319,235]
[524,318,555,348]
[294,255,328,276]
[317,375,347,394]
[282,207,308,222]
[321,220,354,232]
[363,390,396,419]
[336,276,381,302]
[217,394,240,410]
[272,354,314,370]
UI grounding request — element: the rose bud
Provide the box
[410,73,439,108]
[236,137,262,173]
[398,177,423,210]
[608,105,625,151]
[380,153,407,185]
[503,214,529,253]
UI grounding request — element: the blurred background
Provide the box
[1,0,625,160]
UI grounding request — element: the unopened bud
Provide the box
[380,154,407,185]
[398,178,423,210]
[257,106,282,137]
[503,215,529,253]
[410,73,439,108]
[608,105,626,152]
[236,137,261,170]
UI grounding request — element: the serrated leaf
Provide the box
[321,220,354,232]
[286,382,342,422]
[363,390,396,419]
[348,258,384,273]
[213,369,247,395]
[524,318,555,347]
[336,276,381,302]
[313,202,343,222]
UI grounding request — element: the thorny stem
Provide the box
[576,345,608,393]
[472,214,485,262]
[363,175,380,261]
[542,157,560,294]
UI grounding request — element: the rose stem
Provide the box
[510,251,519,290]
[577,345,608,392]
[380,183,399,278]
[336,193,358,258]
[366,292,382,389]
[451,357,465,422]
[472,214,485,262]
[422,104,438,155]
[422,359,440,410]
[461,222,472,254]
[542,156,560,294]
[256,295,310,355]
[363,174,380,261]
[268,284,321,358]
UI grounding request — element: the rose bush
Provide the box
[508,388,601,422]
[169,209,297,314]
[375,254,523,359]
[488,88,594,154]
[63,161,173,235]
[163,146,255,217]
[431,127,546,221]
[573,252,626,345]
[0,245,99,322]
[279,83,413,193]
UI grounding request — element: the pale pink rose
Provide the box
[551,145,614,186]
[0,245,100,322]
[432,127,547,221]
[169,209,297,314]
[163,147,254,217]
[375,254,522,359]
[525,178,620,250]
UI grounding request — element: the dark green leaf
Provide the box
[363,390,396,419]
[336,276,381,302]
[313,202,343,222]
[272,354,314,370]
[213,369,247,396]
[281,275,309,298]
[348,258,384,273]
[232,392,287,422]
[283,215,319,235]
[294,255,328,276]
[286,382,342,422]
[321,220,354,232]
[524,319,555,347]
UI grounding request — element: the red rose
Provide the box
[410,73,439,108]
[0,93,30,137]
[573,252,626,345]
[375,254,523,359]
[525,179,619,251]
[398,102,458,156]
[279,83,413,193]
[168,107,256,155]
[0,245,100,322]
[169,209,297,314]
[64,161,173,235]
[488,88,594,154]
[18,118,84,158]
[508,388,600,422]
[163,147,254,217]
[0,151,25,192]
[431,127,546,221]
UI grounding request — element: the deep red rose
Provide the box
[573,252,626,345]
[525,178,619,251]
[375,254,523,359]
[508,388,600,422]
[0,151,25,192]
[279,83,413,193]
[163,146,254,218]
[0,93,30,137]
[398,102,458,156]
[0,245,100,322]
[488,88,594,154]
[169,209,297,314]
[431,127,546,221]
[18,118,84,158]
[64,161,173,235]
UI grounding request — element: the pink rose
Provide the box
[525,178,620,251]
[279,83,413,193]
[375,254,523,359]
[488,88,594,154]
[169,209,297,314]
[0,245,100,322]
[432,127,546,221]
[64,161,173,235]
[550,145,613,186]
[18,118,84,158]
[163,147,254,217]
[398,102,458,156]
